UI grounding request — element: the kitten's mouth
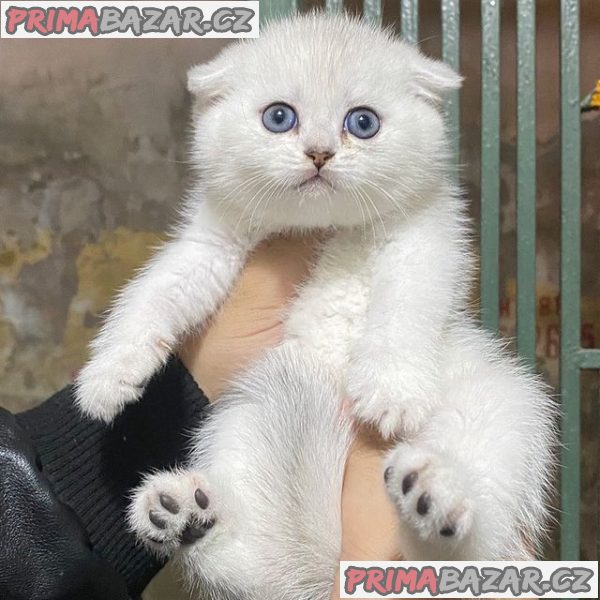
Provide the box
[297,174,333,191]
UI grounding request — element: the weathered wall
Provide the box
[0,2,598,595]
[0,36,229,600]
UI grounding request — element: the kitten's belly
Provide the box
[283,230,373,375]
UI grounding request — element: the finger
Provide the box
[340,423,401,562]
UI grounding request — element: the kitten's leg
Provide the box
[384,320,557,560]
[75,203,253,422]
[348,202,472,438]
[131,344,352,600]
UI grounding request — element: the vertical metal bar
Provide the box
[260,0,298,24]
[516,0,537,365]
[325,0,343,14]
[560,0,582,562]
[363,0,382,26]
[480,0,501,332]
[441,0,460,164]
[401,0,419,45]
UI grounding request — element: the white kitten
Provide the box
[75,13,557,599]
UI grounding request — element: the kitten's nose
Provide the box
[305,149,334,170]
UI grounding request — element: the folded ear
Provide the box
[187,56,231,102]
[410,52,463,103]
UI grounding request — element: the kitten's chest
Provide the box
[283,230,377,370]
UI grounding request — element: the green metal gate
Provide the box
[259,0,597,562]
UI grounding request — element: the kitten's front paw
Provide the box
[129,470,216,557]
[75,363,145,423]
[347,362,435,438]
[75,342,170,422]
[384,443,473,546]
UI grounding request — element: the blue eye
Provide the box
[345,107,380,139]
[262,103,297,133]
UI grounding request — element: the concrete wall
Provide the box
[1,2,598,595]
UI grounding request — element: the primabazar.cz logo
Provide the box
[340,560,599,598]
[0,1,259,38]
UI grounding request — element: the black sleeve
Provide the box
[0,357,210,600]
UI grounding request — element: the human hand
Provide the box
[178,234,401,600]
[180,233,319,401]
[330,422,401,599]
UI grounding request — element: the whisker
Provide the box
[360,187,388,239]
[349,182,375,244]
[364,177,410,220]
[341,181,368,240]
[238,177,276,236]
[353,186,380,250]
[248,178,280,234]
[257,178,286,232]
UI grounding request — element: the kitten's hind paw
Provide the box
[384,443,474,548]
[129,470,216,557]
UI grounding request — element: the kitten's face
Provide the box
[189,15,461,232]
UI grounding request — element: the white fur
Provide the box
[76,13,557,599]
[75,203,254,421]
[129,345,352,600]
